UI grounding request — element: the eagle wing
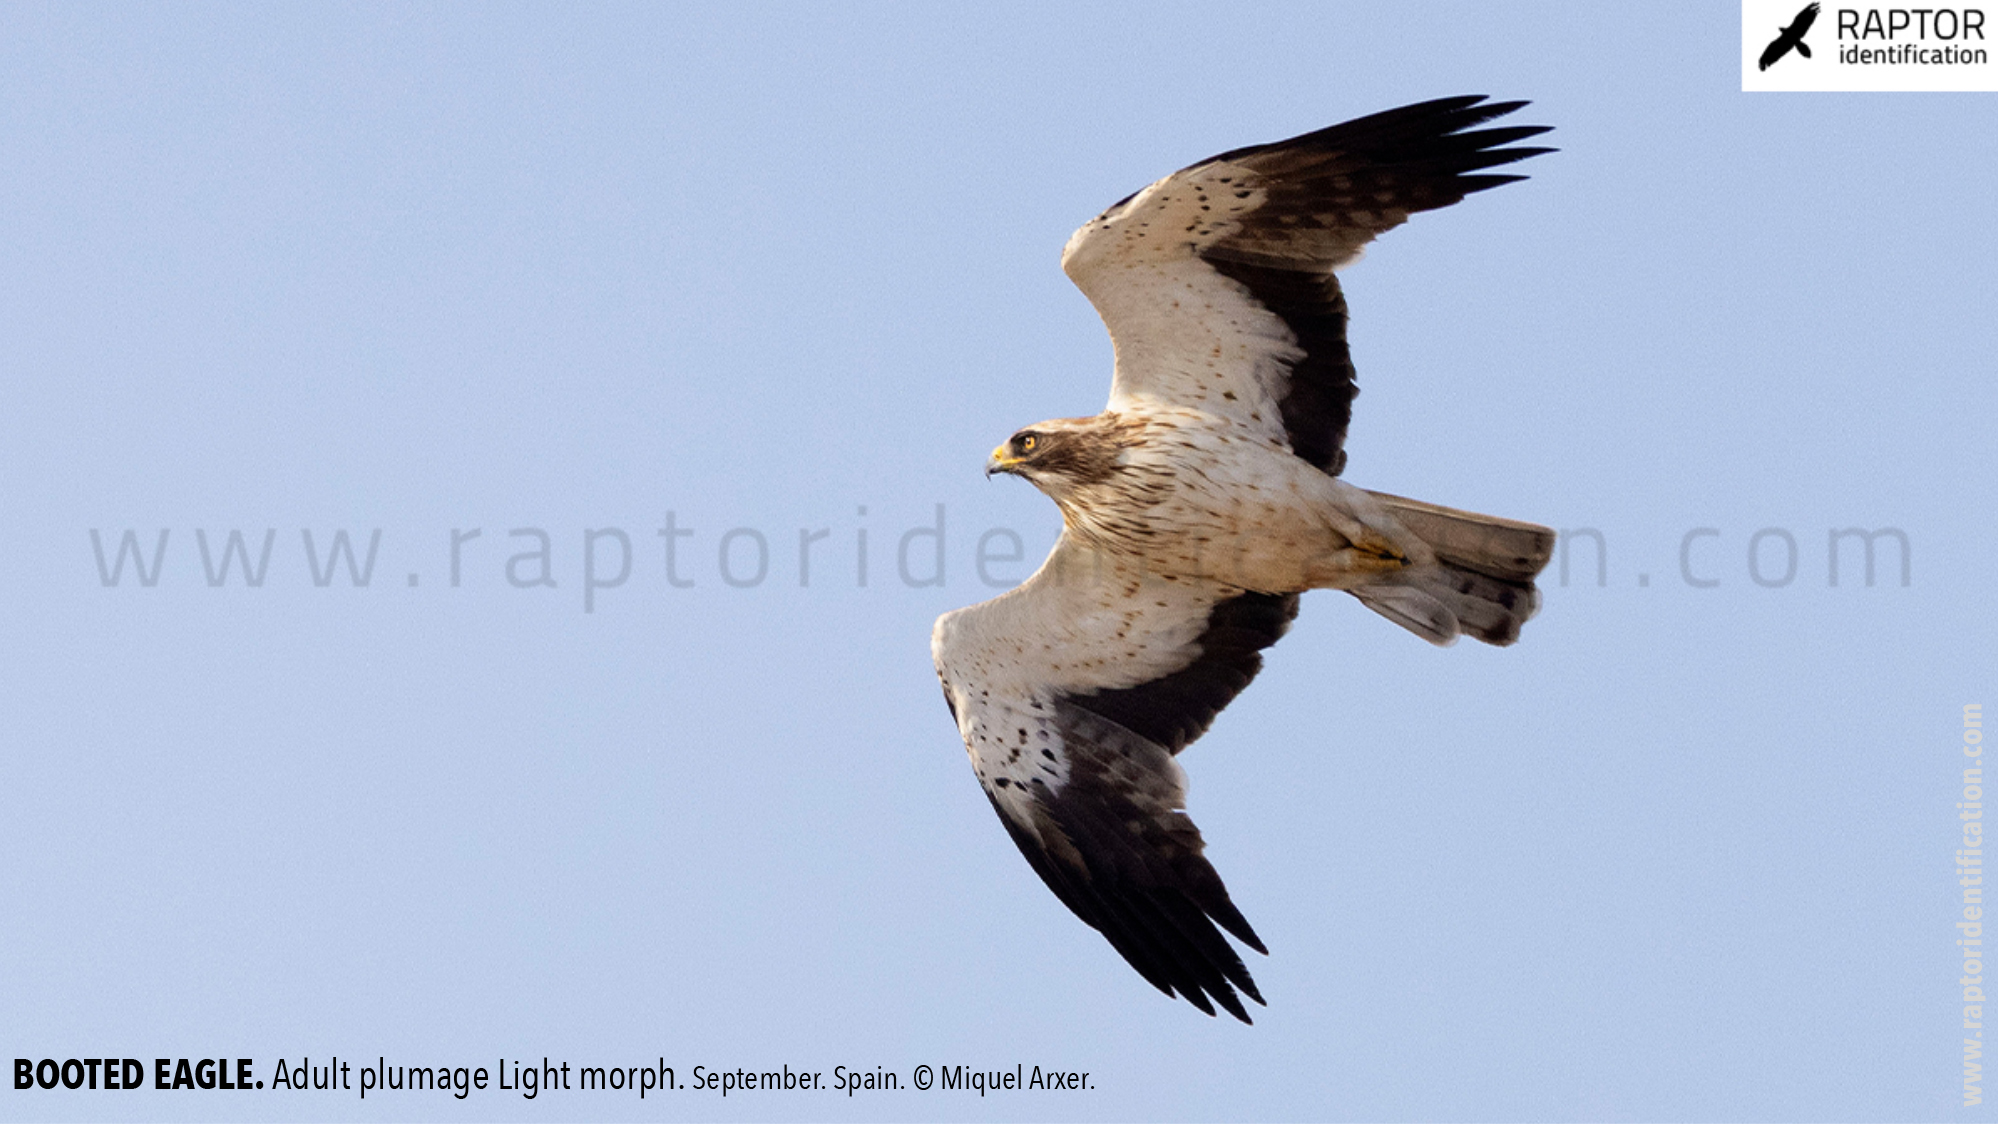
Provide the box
[1060,95,1552,473]
[932,534,1298,1022]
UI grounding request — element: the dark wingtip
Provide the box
[1472,124,1556,147]
[1459,172,1532,195]
[1413,95,1534,132]
[1211,986,1251,1023]
[1181,986,1218,1018]
[1210,898,1269,956]
[1459,95,1527,118]
[1206,980,1256,1023]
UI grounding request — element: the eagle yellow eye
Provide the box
[1020,435,1038,452]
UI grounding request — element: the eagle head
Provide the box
[986,416,1123,496]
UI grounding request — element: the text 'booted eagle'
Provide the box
[931,96,1558,1023]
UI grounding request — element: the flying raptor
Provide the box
[1760,2,1821,70]
[931,96,1557,1023]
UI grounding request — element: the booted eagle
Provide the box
[931,96,1557,1023]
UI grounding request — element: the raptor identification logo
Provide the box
[1742,0,1998,88]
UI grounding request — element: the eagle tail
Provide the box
[1365,492,1555,581]
[1796,41,1812,58]
[1351,561,1540,646]
[1351,492,1555,647]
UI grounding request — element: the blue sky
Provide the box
[3,3,1994,1121]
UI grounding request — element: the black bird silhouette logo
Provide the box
[1760,2,1821,69]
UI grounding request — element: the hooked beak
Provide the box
[986,444,1024,478]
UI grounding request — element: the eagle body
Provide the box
[932,97,1558,1023]
[1004,409,1416,594]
